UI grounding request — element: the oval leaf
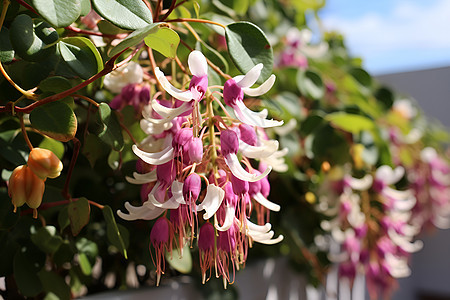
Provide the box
[225,22,273,82]
[58,37,103,79]
[144,26,180,58]
[31,226,63,254]
[30,101,77,142]
[32,0,81,28]
[9,15,57,62]
[68,197,90,236]
[108,23,158,57]
[97,103,124,151]
[92,0,153,30]
[103,205,128,258]
[326,112,375,134]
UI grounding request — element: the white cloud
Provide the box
[322,0,450,72]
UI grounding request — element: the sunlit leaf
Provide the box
[31,0,81,28]
[144,26,180,58]
[68,198,90,236]
[92,0,153,30]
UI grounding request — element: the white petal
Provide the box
[234,101,283,128]
[215,205,235,231]
[151,99,191,120]
[154,67,193,102]
[235,64,263,88]
[171,181,185,204]
[272,118,297,136]
[225,153,272,182]
[253,192,281,211]
[125,170,157,184]
[242,74,276,97]
[188,50,208,77]
[346,174,373,191]
[148,194,180,209]
[197,184,225,220]
[388,229,423,253]
[251,232,284,245]
[117,202,165,221]
[140,118,173,135]
[239,139,279,159]
[132,144,174,165]
[246,220,271,232]
[376,165,404,185]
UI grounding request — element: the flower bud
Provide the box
[188,137,203,163]
[8,165,45,218]
[28,148,63,179]
[220,130,239,156]
[223,79,243,107]
[183,173,202,201]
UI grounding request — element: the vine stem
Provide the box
[72,94,100,108]
[166,18,227,29]
[19,114,33,150]
[4,49,127,114]
[29,198,105,212]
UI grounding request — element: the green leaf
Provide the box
[82,133,109,167]
[0,188,20,230]
[108,23,158,57]
[326,112,375,134]
[76,238,98,275]
[144,26,180,58]
[166,244,192,274]
[58,206,70,232]
[102,205,128,258]
[0,130,27,165]
[68,198,90,236]
[80,0,91,16]
[31,226,63,254]
[97,103,124,151]
[0,27,14,63]
[38,270,71,300]
[39,137,65,159]
[108,150,120,170]
[225,22,273,83]
[32,0,81,28]
[13,245,46,297]
[197,39,229,74]
[29,101,77,142]
[9,15,57,62]
[97,20,128,35]
[92,0,153,30]
[312,125,350,165]
[296,70,324,100]
[58,37,103,79]
[39,76,72,93]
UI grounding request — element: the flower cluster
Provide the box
[116,51,285,286]
[8,148,63,218]
[317,165,423,298]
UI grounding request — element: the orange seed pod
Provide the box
[8,165,45,218]
[28,147,63,179]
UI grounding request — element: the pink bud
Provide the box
[231,174,249,195]
[239,124,257,146]
[223,182,238,208]
[183,173,201,201]
[220,130,239,156]
[223,79,243,107]
[198,222,215,251]
[156,161,176,186]
[139,84,151,104]
[188,137,203,163]
[150,217,170,246]
[218,225,236,253]
[173,127,193,153]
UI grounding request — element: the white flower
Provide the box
[104,61,143,93]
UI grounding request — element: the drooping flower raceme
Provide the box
[117,50,285,286]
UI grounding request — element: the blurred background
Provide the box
[321,1,450,299]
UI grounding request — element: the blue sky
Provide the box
[319,0,450,75]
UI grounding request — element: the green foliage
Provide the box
[225,22,273,82]
[92,0,153,30]
[144,26,180,58]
